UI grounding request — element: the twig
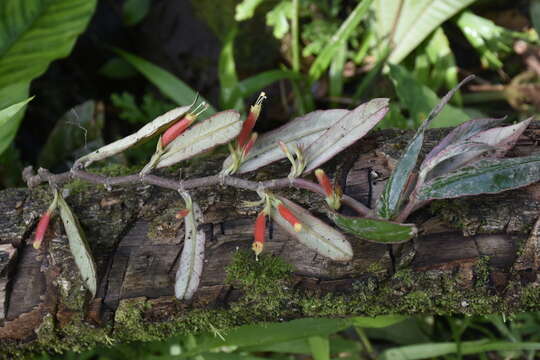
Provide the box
[24,167,370,216]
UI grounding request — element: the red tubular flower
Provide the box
[237,92,266,148]
[176,209,190,219]
[161,102,208,148]
[277,203,302,232]
[315,169,333,197]
[33,212,51,249]
[242,133,258,158]
[252,211,266,256]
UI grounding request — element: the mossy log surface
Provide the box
[1,124,540,358]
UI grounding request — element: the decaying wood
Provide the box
[0,124,539,357]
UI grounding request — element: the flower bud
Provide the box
[161,102,208,147]
[252,211,266,257]
[237,92,266,148]
[33,212,51,249]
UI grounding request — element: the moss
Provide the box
[475,256,491,286]
[87,163,142,177]
[114,297,158,342]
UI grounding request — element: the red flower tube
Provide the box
[33,212,51,249]
[242,133,258,158]
[315,169,333,197]
[252,211,266,256]
[277,203,302,232]
[237,92,266,148]
[161,102,208,148]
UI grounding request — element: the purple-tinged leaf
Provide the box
[222,109,349,174]
[157,110,241,168]
[328,212,417,244]
[376,75,475,220]
[420,142,494,182]
[303,98,389,173]
[76,105,191,168]
[57,194,98,297]
[418,152,540,201]
[271,196,353,261]
[424,117,505,164]
[468,117,532,157]
[175,199,205,300]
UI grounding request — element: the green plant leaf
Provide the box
[222,108,349,174]
[308,0,373,82]
[303,98,389,173]
[75,105,192,168]
[271,196,353,261]
[219,27,242,110]
[231,69,300,101]
[0,97,33,157]
[308,336,330,360]
[0,0,97,90]
[115,48,216,114]
[468,117,532,157]
[123,0,151,26]
[388,64,470,129]
[418,153,540,201]
[177,318,354,358]
[99,57,137,79]
[352,315,407,328]
[377,72,473,219]
[329,41,347,101]
[175,197,205,300]
[266,1,292,39]
[158,110,242,168]
[57,193,98,297]
[531,0,540,37]
[328,213,417,244]
[235,0,265,21]
[379,340,540,360]
[373,0,476,64]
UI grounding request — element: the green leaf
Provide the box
[388,64,470,129]
[122,0,151,26]
[328,213,417,244]
[380,340,540,360]
[115,48,216,114]
[38,100,104,169]
[271,196,353,261]
[373,0,476,64]
[531,0,540,37]
[218,27,242,110]
[266,1,292,39]
[178,318,354,358]
[0,0,97,90]
[232,69,300,100]
[308,336,330,360]
[57,193,98,297]
[235,0,265,21]
[377,71,473,219]
[329,41,347,101]
[352,315,407,328]
[0,97,33,157]
[308,0,373,82]
[158,110,242,168]
[418,153,540,201]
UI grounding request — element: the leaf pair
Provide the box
[76,107,242,170]
[222,98,389,175]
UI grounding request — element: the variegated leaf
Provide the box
[222,109,349,174]
[175,199,206,300]
[303,98,389,173]
[328,212,417,244]
[424,117,505,164]
[76,105,191,167]
[420,142,494,182]
[418,152,540,201]
[468,117,532,157]
[57,194,98,297]
[271,196,353,261]
[376,75,474,219]
[157,110,241,168]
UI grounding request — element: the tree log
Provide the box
[1,124,540,358]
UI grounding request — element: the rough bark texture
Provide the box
[1,124,540,358]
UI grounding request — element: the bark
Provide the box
[0,124,539,357]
